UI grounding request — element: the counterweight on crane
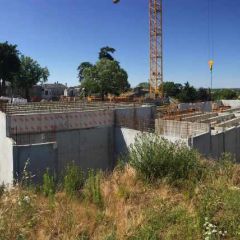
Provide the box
[113,0,163,98]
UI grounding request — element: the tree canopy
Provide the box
[0,42,21,95]
[15,55,49,99]
[77,62,93,82]
[78,47,130,99]
[213,89,238,100]
[176,82,198,103]
[137,82,150,89]
[81,58,129,99]
[161,81,211,103]
[163,81,182,97]
[98,46,116,61]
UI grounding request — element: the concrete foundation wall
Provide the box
[115,127,191,161]
[13,143,57,184]
[115,127,142,158]
[56,127,114,174]
[210,132,224,159]
[190,132,211,156]
[11,127,114,182]
[0,112,14,185]
[224,127,240,162]
[190,127,240,162]
[221,100,240,108]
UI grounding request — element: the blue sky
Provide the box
[0,0,240,88]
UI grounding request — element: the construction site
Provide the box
[1,0,239,187]
[0,99,240,185]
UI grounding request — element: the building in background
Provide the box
[41,82,67,101]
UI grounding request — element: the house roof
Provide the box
[42,83,67,89]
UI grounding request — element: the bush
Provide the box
[128,134,202,183]
[64,163,84,197]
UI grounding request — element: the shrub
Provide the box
[128,134,202,183]
[64,163,84,197]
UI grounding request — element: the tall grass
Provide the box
[64,163,84,197]
[83,169,103,207]
[1,136,240,239]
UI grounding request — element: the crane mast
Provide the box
[149,0,163,98]
[113,0,163,98]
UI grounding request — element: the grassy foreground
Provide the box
[1,135,240,240]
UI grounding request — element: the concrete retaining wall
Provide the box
[210,132,224,159]
[0,112,14,185]
[224,127,240,162]
[11,127,114,183]
[56,127,114,174]
[190,132,211,156]
[221,100,240,108]
[190,126,240,162]
[114,127,189,161]
[115,127,142,158]
[13,143,57,184]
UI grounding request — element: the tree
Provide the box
[81,58,130,100]
[163,81,182,97]
[177,82,197,103]
[213,89,238,100]
[197,88,211,101]
[99,46,116,61]
[137,82,149,89]
[0,42,21,95]
[16,55,49,100]
[77,62,93,82]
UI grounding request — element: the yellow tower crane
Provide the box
[113,0,163,99]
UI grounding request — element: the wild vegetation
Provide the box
[1,134,240,239]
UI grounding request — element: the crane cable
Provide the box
[208,0,214,92]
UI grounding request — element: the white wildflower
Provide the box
[23,195,30,204]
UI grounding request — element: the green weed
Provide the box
[64,163,84,197]
[42,169,55,197]
[83,169,103,207]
